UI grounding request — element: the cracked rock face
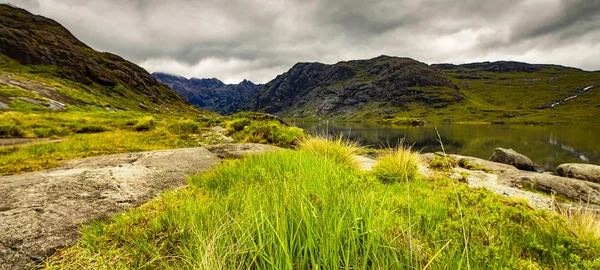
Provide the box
[0,148,220,269]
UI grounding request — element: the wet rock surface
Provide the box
[557,163,600,184]
[0,148,220,269]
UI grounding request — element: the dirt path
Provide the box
[0,138,62,146]
[0,147,220,269]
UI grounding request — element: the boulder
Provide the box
[497,170,600,205]
[420,153,518,173]
[557,163,600,184]
[490,148,538,172]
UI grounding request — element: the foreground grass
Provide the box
[45,142,600,269]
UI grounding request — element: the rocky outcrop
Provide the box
[498,170,600,205]
[557,163,600,184]
[421,153,519,173]
[490,148,539,172]
[0,4,190,111]
[152,73,260,115]
[0,148,220,269]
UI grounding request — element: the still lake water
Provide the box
[294,121,600,171]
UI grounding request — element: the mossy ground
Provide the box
[44,139,600,269]
[0,110,304,176]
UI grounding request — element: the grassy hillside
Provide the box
[0,4,193,112]
[44,139,600,269]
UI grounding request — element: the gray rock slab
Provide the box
[0,147,219,269]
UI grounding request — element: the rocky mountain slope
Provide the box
[0,4,197,113]
[164,55,600,124]
[153,73,259,115]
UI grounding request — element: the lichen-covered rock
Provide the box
[490,148,538,172]
[557,163,600,184]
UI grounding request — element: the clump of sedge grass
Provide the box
[556,204,600,242]
[297,135,360,168]
[372,144,422,184]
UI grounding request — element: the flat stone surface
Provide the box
[205,143,283,159]
[0,147,220,270]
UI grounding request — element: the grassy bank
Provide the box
[0,110,303,175]
[45,139,600,269]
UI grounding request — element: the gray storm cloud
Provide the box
[6,0,600,83]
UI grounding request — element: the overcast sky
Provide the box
[7,0,600,84]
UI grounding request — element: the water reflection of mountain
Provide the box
[295,122,600,171]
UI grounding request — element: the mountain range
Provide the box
[154,57,600,124]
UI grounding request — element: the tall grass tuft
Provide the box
[372,144,422,184]
[556,204,600,242]
[297,135,361,168]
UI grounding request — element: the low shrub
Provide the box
[33,127,70,138]
[457,158,490,172]
[225,118,251,133]
[372,145,421,184]
[167,122,200,135]
[75,125,107,134]
[430,154,458,170]
[134,117,156,132]
[0,124,25,138]
[226,119,304,148]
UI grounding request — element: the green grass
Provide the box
[0,110,308,175]
[297,135,360,166]
[372,145,422,184]
[224,117,304,148]
[44,139,600,269]
[0,111,215,175]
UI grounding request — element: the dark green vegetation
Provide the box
[165,55,600,125]
[0,4,195,113]
[45,140,600,269]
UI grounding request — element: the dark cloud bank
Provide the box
[7,0,600,83]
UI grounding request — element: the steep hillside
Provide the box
[152,73,259,115]
[0,4,197,113]
[254,56,463,117]
[431,62,600,124]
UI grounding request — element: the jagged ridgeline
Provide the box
[152,73,259,115]
[156,55,600,124]
[0,4,198,113]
